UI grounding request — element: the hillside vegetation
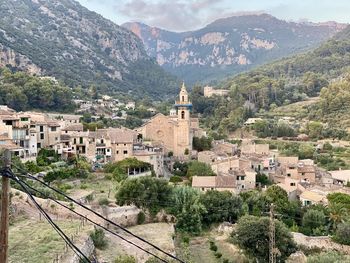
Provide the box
[0,68,75,112]
[191,25,350,135]
[0,0,178,98]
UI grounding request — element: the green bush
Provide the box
[98,197,110,206]
[169,176,183,184]
[137,211,146,225]
[90,228,108,250]
[209,241,218,252]
[214,252,222,258]
[333,221,350,245]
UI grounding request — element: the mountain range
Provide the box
[0,0,178,98]
[123,15,347,84]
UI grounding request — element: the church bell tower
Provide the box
[174,82,192,156]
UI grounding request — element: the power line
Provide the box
[15,175,169,263]
[12,165,185,263]
[10,173,92,263]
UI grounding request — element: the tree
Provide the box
[186,161,215,178]
[115,177,172,215]
[298,144,315,159]
[302,209,326,236]
[232,215,297,262]
[307,122,323,139]
[240,190,266,216]
[170,187,206,235]
[265,185,289,211]
[200,190,243,225]
[192,136,212,152]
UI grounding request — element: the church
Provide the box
[136,83,204,157]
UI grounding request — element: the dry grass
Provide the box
[9,219,87,263]
[96,223,175,263]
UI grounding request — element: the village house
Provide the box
[192,176,236,192]
[329,170,350,185]
[203,86,229,98]
[300,190,328,206]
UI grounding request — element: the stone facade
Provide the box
[136,83,197,157]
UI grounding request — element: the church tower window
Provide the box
[182,96,185,102]
[181,111,185,119]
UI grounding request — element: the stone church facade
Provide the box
[136,83,200,157]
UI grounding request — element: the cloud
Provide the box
[117,0,227,31]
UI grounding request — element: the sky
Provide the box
[76,0,350,32]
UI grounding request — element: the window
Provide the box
[124,144,126,146]
[202,188,204,191]
[302,173,305,176]
[290,183,296,186]
[55,137,58,141]
[181,111,185,119]
[182,96,185,102]
[123,150,128,154]
[241,185,245,189]
[40,134,44,140]
[240,176,245,180]
[80,137,83,144]
[21,117,28,122]
[107,149,110,152]
[236,176,240,181]
[116,151,119,154]
[101,139,104,144]
[40,126,44,132]
[37,143,41,149]
[287,173,291,177]
[51,127,57,132]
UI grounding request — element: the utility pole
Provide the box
[269,203,276,263]
[0,149,11,263]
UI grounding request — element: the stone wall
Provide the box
[293,232,350,254]
[66,236,95,263]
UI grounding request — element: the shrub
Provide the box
[302,209,326,236]
[137,211,146,225]
[98,197,110,206]
[209,241,218,252]
[214,252,222,258]
[169,176,183,184]
[90,228,108,250]
[333,221,350,245]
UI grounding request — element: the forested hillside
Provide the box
[0,0,178,98]
[191,26,350,135]
[0,68,75,112]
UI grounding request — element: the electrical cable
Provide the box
[12,165,185,263]
[9,172,92,263]
[15,175,169,263]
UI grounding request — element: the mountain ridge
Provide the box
[0,0,179,98]
[123,14,348,84]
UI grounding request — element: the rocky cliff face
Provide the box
[0,0,178,97]
[123,14,347,83]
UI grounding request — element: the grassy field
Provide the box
[65,173,117,204]
[9,219,88,263]
[96,223,175,262]
[175,227,248,263]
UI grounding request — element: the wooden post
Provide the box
[0,150,11,263]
